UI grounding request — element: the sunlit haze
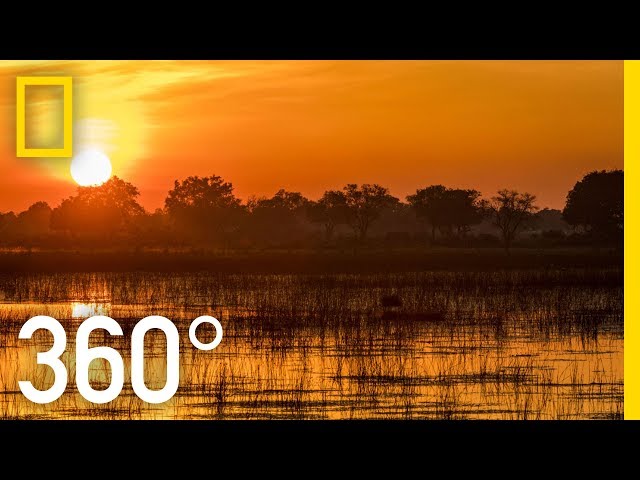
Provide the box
[0,60,623,212]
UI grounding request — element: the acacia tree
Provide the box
[164,175,243,245]
[486,189,538,253]
[563,170,623,243]
[342,184,398,242]
[307,190,348,242]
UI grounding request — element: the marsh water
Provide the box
[0,269,623,419]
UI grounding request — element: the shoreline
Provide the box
[0,248,623,273]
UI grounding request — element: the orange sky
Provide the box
[0,60,623,212]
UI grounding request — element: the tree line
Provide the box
[0,170,623,251]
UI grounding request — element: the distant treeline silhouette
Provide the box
[0,170,623,251]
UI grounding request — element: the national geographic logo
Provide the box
[16,76,72,158]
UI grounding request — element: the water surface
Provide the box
[0,270,623,419]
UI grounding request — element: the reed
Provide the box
[0,267,623,419]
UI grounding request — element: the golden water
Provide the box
[0,271,623,419]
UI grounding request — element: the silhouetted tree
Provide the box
[407,186,482,241]
[247,189,311,246]
[15,202,52,245]
[342,184,399,242]
[563,170,623,243]
[249,189,309,211]
[407,185,447,242]
[370,202,422,244]
[531,208,570,233]
[485,189,538,253]
[0,211,18,244]
[51,177,145,239]
[1,170,624,251]
[307,190,348,242]
[164,175,243,246]
[17,202,52,240]
[135,208,174,247]
[447,189,484,237]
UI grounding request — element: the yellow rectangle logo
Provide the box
[16,76,72,158]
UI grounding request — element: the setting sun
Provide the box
[70,148,112,186]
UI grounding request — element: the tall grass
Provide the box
[0,268,623,419]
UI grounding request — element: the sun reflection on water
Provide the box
[71,302,110,319]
